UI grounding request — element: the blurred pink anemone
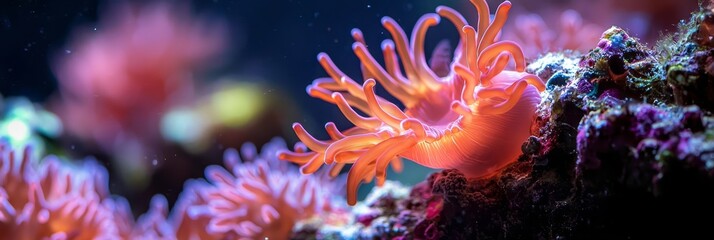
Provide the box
[53,2,226,156]
[127,138,346,239]
[505,9,603,59]
[0,144,123,239]
[279,0,545,205]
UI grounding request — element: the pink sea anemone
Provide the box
[279,0,546,205]
[505,9,602,59]
[53,2,226,156]
[127,195,176,239]
[103,196,138,239]
[171,138,345,239]
[0,145,121,239]
[170,180,219,240]
[92,174,214,240]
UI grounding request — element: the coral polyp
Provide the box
[279,0,545,205]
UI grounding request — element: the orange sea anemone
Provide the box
[279,0,546,205]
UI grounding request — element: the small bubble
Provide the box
[152,159,158,166]
[65,49,71,54]
[71,145,75,150]
[367,4,371,8]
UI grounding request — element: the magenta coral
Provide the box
[174,138,345,239]
[0,145,121,239]
[279,0,546,205]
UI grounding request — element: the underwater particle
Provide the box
[0,144,122,239]
[279,0,545,205]
[506,9,603,59]
[177,138,348,239]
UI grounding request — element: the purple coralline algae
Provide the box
[574,102,714,238]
